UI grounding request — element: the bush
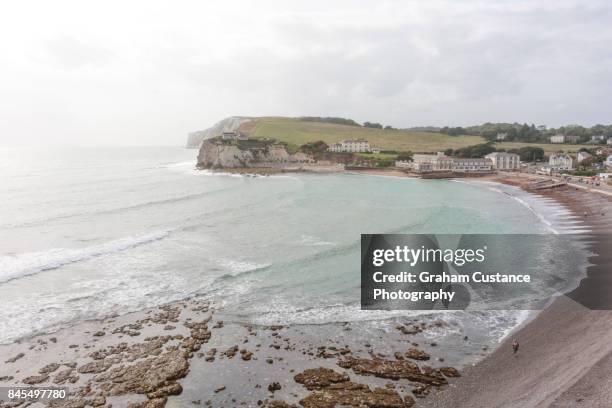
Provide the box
[364,121,383,129]
[454,143,496,158]
[298,117,360,127]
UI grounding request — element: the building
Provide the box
[496,132,508,141]
[485,152,520,170]
[577,151,592,164]
[395,160,412,168]
[608,139,612,145]
[402,153,493,173]
[550,135,564,144]
[328,139,371,153]
[596,147,611,156]
[592,135,606,142]
[221,131,249,141]
[411,152,453,171]
[550,135,581,144]
[549,153,574,170]
[606,155,612,168]
[452,158,494,172]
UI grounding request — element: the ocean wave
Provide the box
[0,230,170,284]
[238,302,532,343]
[300,235,336,246]
[473,182,562,234]
[213,258,271,275]
[4,188,234,229]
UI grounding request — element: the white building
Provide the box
[550,135,581,144]
[606,155,612,168]
[452,158,494,172]
[496,132,508,141]
[328,139,371,153]
[395,160,412,168]
[411,152,453,172]
[550,135,564,144]
[592,135,606,142]
[608,139,612,145]
[549,153,574,170]
[485,152,520,170]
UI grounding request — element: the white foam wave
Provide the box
[0,230,170,283]
[509,195,559,234]
[214,258,270,274]
[300,235,336,246]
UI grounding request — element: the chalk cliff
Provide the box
[186,117,251,148]
[197,138,312,169]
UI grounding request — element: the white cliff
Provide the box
[186,117,252,148]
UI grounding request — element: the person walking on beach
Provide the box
[512,339,519,354]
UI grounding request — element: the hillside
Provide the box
[241,117,485,153]
[495,141,594,154]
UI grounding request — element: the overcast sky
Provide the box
[0,0,610,146]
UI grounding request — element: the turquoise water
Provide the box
[0,147,585,344]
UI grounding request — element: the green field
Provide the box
[249,117,485,153]
[495,142,593,154]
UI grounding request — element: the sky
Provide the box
[0,0,611,146]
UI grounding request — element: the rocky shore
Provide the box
[0,294,476,408]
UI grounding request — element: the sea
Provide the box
[0,146,590,346]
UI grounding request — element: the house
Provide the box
[577,151,592,164]
[395,160,412,168]
[452,158,494,172]
[550,135,565,144]
[221,131,249,141]
[549,153,574,170]
[496,132,508,141]
[606,155,612,168]
[596,147,611,156]
[328,139,371,153]
[608,139,612,145]
[550,135,581,144]
[591,135,606,142]
[222,131,237,140]
[485,152,520,170]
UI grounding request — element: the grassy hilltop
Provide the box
[242,117,485,153]
[237,117,595,157]
[495,141,594,154]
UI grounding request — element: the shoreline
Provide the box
[420,176,612,408]
[1,172,609,407]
